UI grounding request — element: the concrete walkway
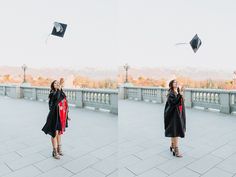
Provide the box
[118,100,236,177]
[0,96,117,177]
[1,96,236,177]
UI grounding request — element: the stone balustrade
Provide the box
[119,85,236,114]
[0,85,118,115]
[1,84,236,115]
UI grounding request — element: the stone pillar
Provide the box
[220,92,231,114]
[75,90,83,108]
[156,88,163,104]
[118,85,125,99]
[15,86,23,99]
[137,88,142,101]
[119,83,134,100]
[2,86,6,96]
[162,89,168,103]
[184,89,193,108]
[110,93,118,115]
[32,88,37,100]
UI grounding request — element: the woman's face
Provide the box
[54,81,59,89]
[173,80,178,89]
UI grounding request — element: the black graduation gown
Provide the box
[42,90,68,138]
[164,91,186,138]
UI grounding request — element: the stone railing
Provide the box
[119,85,236,114]
[0,85,118,115]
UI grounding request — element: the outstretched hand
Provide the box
[178,86,184,95]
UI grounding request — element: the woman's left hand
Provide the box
[179,86,184,95]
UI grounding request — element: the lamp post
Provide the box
[21,64,27,83]
[123,63,130,83]
[233,71,236,87]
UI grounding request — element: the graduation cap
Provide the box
[190,34,202,53]
[51,22,67,38]
[175,34,202,53]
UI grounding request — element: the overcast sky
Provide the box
[0,0,236,71]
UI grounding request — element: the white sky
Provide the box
[0,0,236,71]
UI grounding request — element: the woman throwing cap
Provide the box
[164,80,186,157]
[42,79,69,159]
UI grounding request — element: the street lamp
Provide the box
[123,63,130,83]
[233,71,236,85]
[21,64,27,83]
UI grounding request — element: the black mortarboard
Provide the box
[189,34,202,53]
[51,22,67,38]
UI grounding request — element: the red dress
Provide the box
[58,98,68,135]
[179,98,183,115]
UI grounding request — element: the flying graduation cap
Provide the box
[175,34,202,53]
[51,22,67,38]
[190,34,202,53]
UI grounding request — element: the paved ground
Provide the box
[118,100,236,177]
[1,97,236,177]
[0,96,117,177]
